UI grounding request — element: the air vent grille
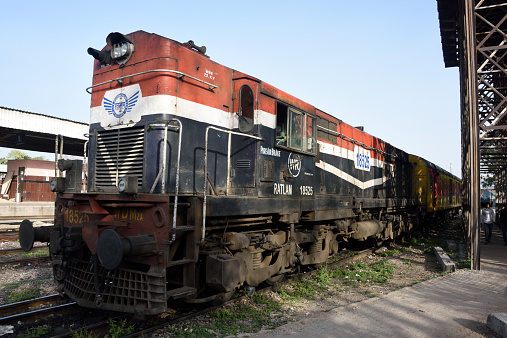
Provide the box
[95,127,144,188]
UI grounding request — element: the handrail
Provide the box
[148,119,183,244]
[86,69,218,94]
[83,136,89,193]
[202,126,263,240]
[54,135,64,178]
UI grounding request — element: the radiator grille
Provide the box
[95,127,144,188]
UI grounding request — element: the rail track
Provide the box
[0,246,378,337]
[0,245,50,267]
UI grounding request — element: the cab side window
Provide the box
[276,102,316,154]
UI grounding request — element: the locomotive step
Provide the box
[171,226,195,232]
[169,202,191,207]
[166,286,197,299]
[166,258,195,267]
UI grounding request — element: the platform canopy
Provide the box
[0,106,89,156]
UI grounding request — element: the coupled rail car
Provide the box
[19,31,461,315]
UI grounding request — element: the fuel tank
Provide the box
[350,220,385,241]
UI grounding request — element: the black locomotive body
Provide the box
[19,31,461,315]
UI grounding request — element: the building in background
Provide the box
[1,159,56,202]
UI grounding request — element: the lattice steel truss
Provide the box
[438,0,507,269]
[476,1,507,205]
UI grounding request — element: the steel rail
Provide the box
[0,302,76,326]
[0,245,48,256]
[0,294,62,319]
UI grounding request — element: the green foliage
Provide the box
[275,278,323,301]
[251,292,269,304]
[314,264,332,285]
[168,296,283,336]
[329,260,394,284]
[18,325,51,338]
[456,257,471,270]
[70,329,95,338]
[5,288,40,303]
[0,149,47,164]
[21,249,49,258]
[104,318,134,338]
[379,248,402,257]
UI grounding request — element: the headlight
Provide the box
[106,32,134,65]
[112,42,130,59]
[50,177,65,193]
[117,178,127,193]
[117,176,138,194]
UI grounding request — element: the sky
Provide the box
[0,1,461,177]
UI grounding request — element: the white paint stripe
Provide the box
[91,92,276,130]
[319,141,385,168]
[316,160,384,190]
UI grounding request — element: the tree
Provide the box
[481,174,495,188]
[0,150,47,164]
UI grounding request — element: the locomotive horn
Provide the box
[184,40,206,54]
[87,47,111,65]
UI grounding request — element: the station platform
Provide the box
[0,200,54,221]
[259,226,507,338]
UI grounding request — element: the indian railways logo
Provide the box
[103,91,139,118]
[288,153,301,178]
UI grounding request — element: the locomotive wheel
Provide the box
[265,274,285,286]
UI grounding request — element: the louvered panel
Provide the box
[95,126,145,189]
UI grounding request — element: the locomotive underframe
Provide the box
[42,191,416,315]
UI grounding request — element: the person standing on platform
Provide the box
[499,204,507,246]
[481,203,495,245]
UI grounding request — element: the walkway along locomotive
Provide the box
[19,31,461,315]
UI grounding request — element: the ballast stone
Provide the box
[488,313,507,337]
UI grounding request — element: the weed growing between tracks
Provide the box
[166,293,283,337]
[17,324,51,338]
[1,277,49,303]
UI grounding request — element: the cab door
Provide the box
[230,79,258,190]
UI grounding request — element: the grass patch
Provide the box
[169,296,283,336]
[104,318,134,338]
[1,277,50,304]
[456,257,471,270]
[21,249,49,258]
[331,260,394,284]
[274,278,323,301]
[18,325,51,338]
[379,248,402,257]
[6,289,41,303]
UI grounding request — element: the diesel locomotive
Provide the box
[19,31,461,315]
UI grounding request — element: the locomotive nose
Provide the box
[96,229,158,270]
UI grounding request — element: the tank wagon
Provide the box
[19,31,461,315]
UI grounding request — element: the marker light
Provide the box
[117,176,138,194]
